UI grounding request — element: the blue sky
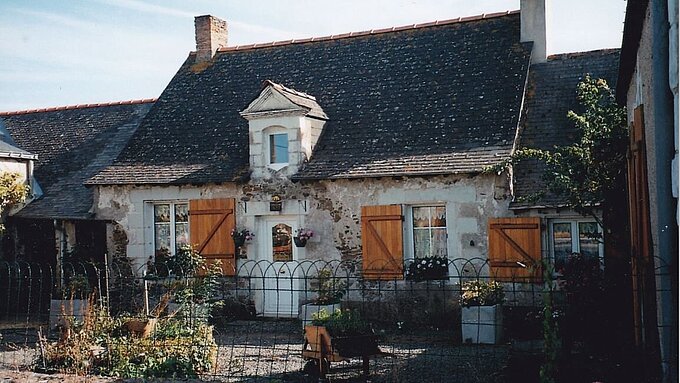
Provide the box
[0,0,626,111]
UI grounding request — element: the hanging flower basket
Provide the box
[294,228,314,247]
[231,228,254,248]
[294,237,307,247]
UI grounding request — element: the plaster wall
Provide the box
[0,159,28,183]
[93,173,512,275]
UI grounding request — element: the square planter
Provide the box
[299,303,340,329]
[49,299,89,330]
[461,304,503,344]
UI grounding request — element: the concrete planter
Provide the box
[461,304,503,344]
[49,299,89,330]
[299,303,341,328]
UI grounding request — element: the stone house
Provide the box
[0,1,621,319]
[616,0,678,381]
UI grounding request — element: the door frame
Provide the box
[258,216,301,317]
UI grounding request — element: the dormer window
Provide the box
[241,80,328,179]
[269,133,289,165]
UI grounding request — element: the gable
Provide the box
[241,87,308,116]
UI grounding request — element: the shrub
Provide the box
[460,280,505,307]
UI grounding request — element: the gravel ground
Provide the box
[1,320,509,382]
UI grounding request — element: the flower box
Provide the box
[461,304,503,344]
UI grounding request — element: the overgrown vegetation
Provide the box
[38,245,221,378]
[488,75,627,226]
[0,172,30,233]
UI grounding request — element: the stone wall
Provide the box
[93,172,513,273]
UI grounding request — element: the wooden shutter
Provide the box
[189,198,236,276]
[627,105,657,347]
[361,205,404,280]
[488,217,542,281]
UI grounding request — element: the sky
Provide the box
[0,0,627,111]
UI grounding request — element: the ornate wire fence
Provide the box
[0,256,668,382]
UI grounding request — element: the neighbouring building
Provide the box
[617,0,679,381]
[0,100,154,264]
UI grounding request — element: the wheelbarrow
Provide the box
[302,325,382,380]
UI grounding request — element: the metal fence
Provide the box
[0,256,668,382]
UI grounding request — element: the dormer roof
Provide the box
[240,80,328,120]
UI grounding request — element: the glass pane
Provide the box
[155,223,171,253]
[431,228,448,257]
[175,204,188,223]
[270,133,289,164]
[552,223,572,270]
[579,222,600,259]
[272,223,292,262]
[413,207,430,228]
[154,204,170,223]
[432,206,446,227]
[175,223,189,251]
[413,229,430,258]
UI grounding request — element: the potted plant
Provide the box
[50,275,92,330]
[293,228,314,247]
[460,280,505,344]
[299,268,347,328]
[230,228,254,248]
[308,308,379,357]
[405,256,448,281]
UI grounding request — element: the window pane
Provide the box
[432,207,446,227]
[431,228,448,257]
[553,223,572,270]
[175,204,188,223]
[413,229,430,258]
[154,204,170,223]
[413,207,430,228]
[155,223,171,254]
[175,222,189,251]
[270,133,289,164]
[272,223,292,262]
[579,222,600,259]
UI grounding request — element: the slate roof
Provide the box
[0,139,36,160]
[88,11,532,185]
[0,100,154,219]
[510,49,620,210]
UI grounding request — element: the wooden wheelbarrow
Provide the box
[302,325,382,380]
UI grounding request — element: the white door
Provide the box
[262,218,299,317]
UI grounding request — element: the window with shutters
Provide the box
[406,206,448,259]
[152,202,189,257]
[549,219,603,271]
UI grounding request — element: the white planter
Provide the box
[299,303,340,328]
[461,304,503,344]
[49,299,89,330]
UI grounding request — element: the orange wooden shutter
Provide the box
[189,198,236,276]
[361,205,404,280]
[627,105,657,347]
[488,217,542,281]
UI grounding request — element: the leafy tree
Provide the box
[489,75,628,227]
[0,172,29,232]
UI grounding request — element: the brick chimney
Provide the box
[194,15,228,62]
[520,0,550,63]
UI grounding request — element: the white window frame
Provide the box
[403,204,449,260]
[147,201,189,257]
[548,218,604,268]
[263,126,289,170]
